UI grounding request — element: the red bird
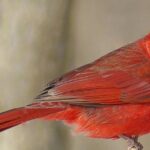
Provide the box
[1,34,150,150]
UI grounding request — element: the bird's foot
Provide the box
[119,135,143,150]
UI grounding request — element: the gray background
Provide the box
[0,0,150,150]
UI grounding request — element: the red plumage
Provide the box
[1,33,150,149]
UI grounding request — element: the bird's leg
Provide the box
[119,135,143,150]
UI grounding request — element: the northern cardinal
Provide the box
[1,34,150,150]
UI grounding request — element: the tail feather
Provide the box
[0,104,65,132]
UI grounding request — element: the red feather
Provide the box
[1,33,150,149]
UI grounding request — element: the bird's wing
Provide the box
[36,42,150,105]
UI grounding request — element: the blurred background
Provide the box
[0,0,150,150]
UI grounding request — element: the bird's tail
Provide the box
[0,103,64,132]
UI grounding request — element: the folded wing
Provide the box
[36,42,150,105]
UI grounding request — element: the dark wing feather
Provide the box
[36,42,150,105]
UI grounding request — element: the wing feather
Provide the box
[36,42,150,105]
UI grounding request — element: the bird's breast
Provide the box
[43,103,150,139]
[65,104,150,139]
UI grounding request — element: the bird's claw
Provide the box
[119,135,143,150]
[127,141,143,150]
